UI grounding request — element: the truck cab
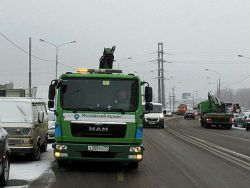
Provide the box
[48,68,153,168]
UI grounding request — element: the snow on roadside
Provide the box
[6,144,54,188]
[232,126,246,131]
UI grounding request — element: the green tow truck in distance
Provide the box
[48,46,153,168]
[199,92,234,129]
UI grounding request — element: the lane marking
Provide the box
[189,136,250,161]
[117,171,124,182]
[167,128,250,171]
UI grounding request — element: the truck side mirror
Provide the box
[145,102,153,111]
[145,86,152,102]
[163,110,166,115]
[48,100,55,109]
[38,111,44,123]
[48,80,58,100]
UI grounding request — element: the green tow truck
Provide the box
[199,92,234,129]
[48,47,153,168]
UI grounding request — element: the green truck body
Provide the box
[199,93,233,129]
[49,68,152,168]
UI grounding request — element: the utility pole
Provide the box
[157,42,165,108]
[169,92,172,110]
[172,87,175,112]
[157,43,161,104]
[29,37,32,97]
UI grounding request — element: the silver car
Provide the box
[48,111,55,141]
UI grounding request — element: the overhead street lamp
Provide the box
[206,76,218,97]
[238,54,250,59]
[39,39,76,79]
[116,57,132,69]
[205,68,221,98]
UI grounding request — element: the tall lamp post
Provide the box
[39,39,76,79]
[207,76,218,97]
[205,69,221,98]
[116,57,132,69]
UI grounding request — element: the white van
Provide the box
[0,98,48,160]
[142,102,165,128]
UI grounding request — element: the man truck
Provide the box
[48,47,153,168]
[199,92,233,129]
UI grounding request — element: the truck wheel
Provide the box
[129,162,139,169]
[0,154,10,186]
[159,124,164,129]
[29,146,41,161]
[246,127,249,131]
[41,137,48,152]
[57,160,68,167]
[204,123,208,128]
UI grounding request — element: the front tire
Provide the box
[129,162,139,169]
[246,126,249,131]
[57,160,68,167]
[41,137,48,152]
[29,146,41,161]
[0,154,10,186]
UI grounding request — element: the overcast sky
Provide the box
[1,0,250,100]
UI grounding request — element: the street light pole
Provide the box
[205,69,221,98]
[207,76,218,97]
[117,57,132,69]
[39,39,76,79]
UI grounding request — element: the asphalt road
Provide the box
[48,116,250,188]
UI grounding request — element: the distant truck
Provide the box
[177,104,187,115]
[198,92,233,129]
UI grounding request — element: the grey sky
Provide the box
[0,0,250,99]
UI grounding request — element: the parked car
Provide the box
[0,127,10,186]
[48,111,55,141]
[234,112,250,130]
[143,103,165,128]
[0,97,48,161]
[184,110,195,120]
[163,108,172,117]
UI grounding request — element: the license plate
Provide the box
[88,146,109,152]
[149,122,155,124]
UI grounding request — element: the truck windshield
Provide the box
[61,78,139,112]
[143,104,162,113]
[0,101,32,122]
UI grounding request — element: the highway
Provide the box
[44,116,250,188]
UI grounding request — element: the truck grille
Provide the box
[81,151,116,158]
[212,118,230,123]
[146,118,158,121]
[8,139,22,146]
[71,123,127,138]
[4,127,22,136]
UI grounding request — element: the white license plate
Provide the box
[88,146,109,152]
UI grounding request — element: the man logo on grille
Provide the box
[89,127,109,132]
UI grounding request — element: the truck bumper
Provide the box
[206,122,232,127]
[10,146,34,154]
[143,118,164,127]
[52,142,144,162]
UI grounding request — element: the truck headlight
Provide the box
[55,144,67,150]
[22,128,32,136]
[160,114,164,118]
[129,147,142,152]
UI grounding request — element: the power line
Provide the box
[0,32,52,62]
